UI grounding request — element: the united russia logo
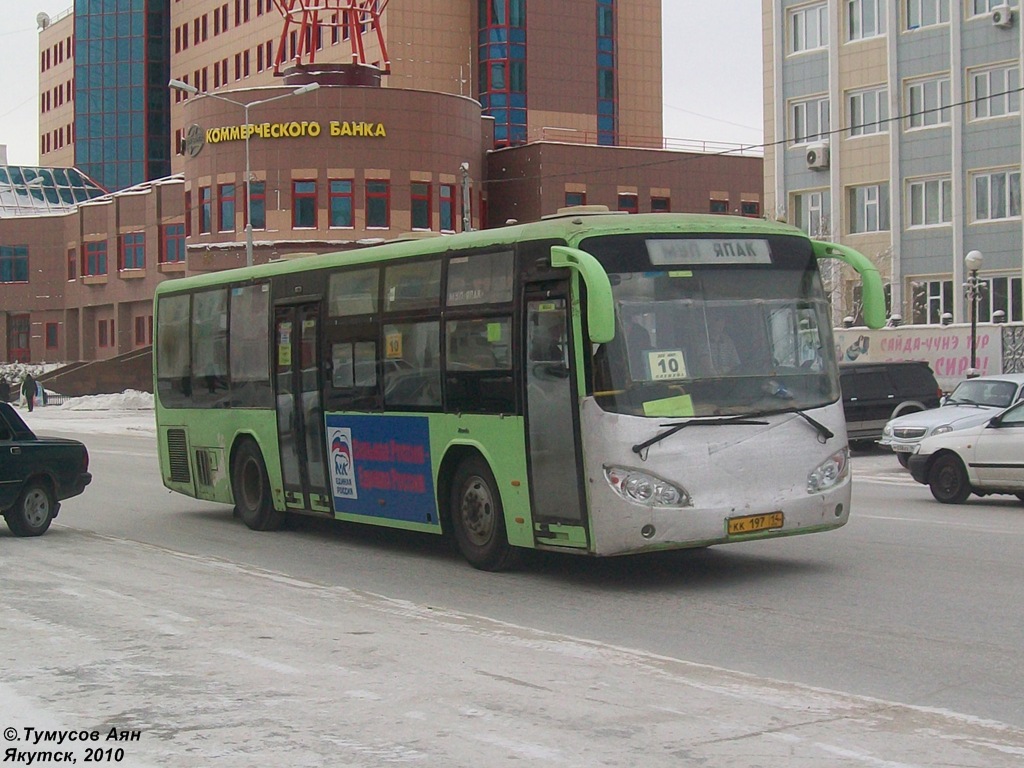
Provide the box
[329,427,358,499]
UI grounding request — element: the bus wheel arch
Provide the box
[440,447,520,571]
[230,436,285,531]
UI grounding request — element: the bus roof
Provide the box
[154,212,807,296]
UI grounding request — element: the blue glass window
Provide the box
[0,245,29,283]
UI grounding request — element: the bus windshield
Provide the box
[586,235,839,418]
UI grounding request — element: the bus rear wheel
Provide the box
[232,439,284,531]
[450,456,519,571]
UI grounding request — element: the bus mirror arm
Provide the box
[812,241,886,330]
[550,246,615,344]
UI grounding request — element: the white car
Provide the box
[906,398,1024,503]
[878,373,1024,467]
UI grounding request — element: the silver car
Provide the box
[879,373,1024,467]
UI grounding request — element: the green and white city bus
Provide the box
[154,209,885,570]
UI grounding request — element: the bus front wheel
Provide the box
[450,456,520,571]
[232,439,284,531]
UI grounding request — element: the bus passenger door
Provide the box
[274,303,331,514]
[524,292,587,540]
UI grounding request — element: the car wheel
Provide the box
[896,453,910,469]
[450,456,520,571]
[231,439,284,531]
[4,481,57,537]
[928,454,972,504]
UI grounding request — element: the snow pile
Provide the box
[60,389,154,411]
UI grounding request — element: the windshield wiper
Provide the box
[787,408,834,442]
[631,406,834,457]
[632,413,769,456]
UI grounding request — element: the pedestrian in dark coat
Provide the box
[0,377,9,403]
[21,374,36,412]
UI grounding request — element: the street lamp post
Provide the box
[168,79,321,267]
[964,249,984,377]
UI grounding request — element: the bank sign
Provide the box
[325,414,435,524]
[205,120,387,144]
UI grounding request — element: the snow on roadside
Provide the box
[18,390,156,436]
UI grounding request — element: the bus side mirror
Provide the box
[550,246,615,344]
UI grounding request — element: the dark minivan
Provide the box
[839,361,942,448]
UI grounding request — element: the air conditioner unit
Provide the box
[806,142,830,170]
[992,5,1014,28]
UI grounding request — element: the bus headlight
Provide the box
[604,467,692,507]
[807,448,849,493]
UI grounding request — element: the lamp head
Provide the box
[965,250,983,272]
[168,78,200,95]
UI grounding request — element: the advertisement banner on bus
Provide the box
[325,414,435,523]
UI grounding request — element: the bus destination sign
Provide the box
[647,238,772,266]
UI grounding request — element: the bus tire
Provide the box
[928,453,972,504]
[4,480,57,537]
[450,456,520,571]
[232,439,284,531]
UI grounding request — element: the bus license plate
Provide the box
[727,512,784,535]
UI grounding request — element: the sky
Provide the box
[0,1,764,166]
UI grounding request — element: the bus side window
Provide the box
[383,321,441,407]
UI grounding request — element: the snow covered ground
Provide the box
[15,389,156,436]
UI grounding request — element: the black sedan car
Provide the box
[0,402,91,536]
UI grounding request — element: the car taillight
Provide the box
[81,448,89,473]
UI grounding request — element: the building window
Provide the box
[185,190,192,237]
[911,280,953,324]
[709,199,729,214]
[328,180,354,228]
[247,181,266,230]
[848,0,886,41]
[791,95,830,144]
[218,183,236,232]
[439,184,456,232]
[161,224,186,263]
[45,323,58,350]
[971,64,1020,120]
[135,316,152,345]
[366,180,390,228]
[906,0,949,29]
[199,186,212,234]
[98,319,110,347]
[987,275,1024,322]
[973,169,1022,221]
[651,196,670,213]
[119,232,146,270]
[741,201,761,217]
[848,183,890,233]
[972,0,1020,16]
[84,241,108,276]
[292,180,317,228]
[848,86,888,136]
[565,191,587,207]
[789,3,828,53]
[0,245,29,283]
[906,76,951,129]
[67,248,77,281]
[411,182,431,230]
[618,193,639,214]
[907,177,952,227]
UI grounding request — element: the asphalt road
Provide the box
[2,432,1023,765]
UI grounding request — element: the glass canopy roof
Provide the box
[0,165,107,218]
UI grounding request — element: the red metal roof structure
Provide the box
[271,0,391,75]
